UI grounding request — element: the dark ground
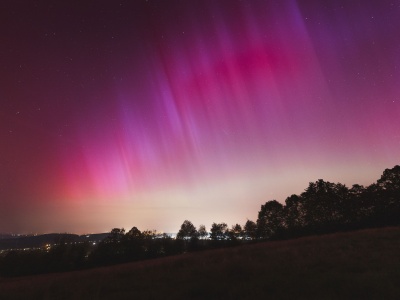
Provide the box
[1,227,400,299]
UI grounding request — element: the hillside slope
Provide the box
[1,227,400,299]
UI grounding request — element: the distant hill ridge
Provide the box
[0,233,109,251]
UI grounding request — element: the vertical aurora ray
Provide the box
[62,2,319,198]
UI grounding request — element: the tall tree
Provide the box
[284,194,305,232]
[374,165,400,225]
[300,180,350,232]
[92,228,126,264]
[377,165,400,191]
[256,200,285,239]
[104,228,125,243]
[124,227,144,259]
[243,220,257,240]
[176,220,198,240]
[209,223,228,241]
[227,224,243,241]
[125,227,142,240]
[348,184,367,226]
[198,225,208,240]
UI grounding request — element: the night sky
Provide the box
[1,0,399,234]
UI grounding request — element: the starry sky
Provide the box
[1,0,399,234]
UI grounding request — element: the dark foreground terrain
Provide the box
[1,227,400,299]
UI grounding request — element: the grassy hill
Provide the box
[1,227,400,299]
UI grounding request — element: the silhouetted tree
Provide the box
[198,225,208,240]
[227,224,243,242]
[209,223,228,241]
[140,230,163,257]
[233,224,244,238]
[377,165,400,210]
[176,220,198,240]
[243,220,257,240]
[300,180,350,233]
[123,227,144,260]
[176,220,199,252]
[91,228,126,264]
[284,194,305,236]
[257,200,285,239]
[366,165,400,226]
[104,228,125,243]
[377,165,400,190]
[125,227,142,240]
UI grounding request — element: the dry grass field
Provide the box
[1,227,400,299]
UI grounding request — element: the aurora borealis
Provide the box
[1,1,399,234]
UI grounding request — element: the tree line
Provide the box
[1,165,399,277]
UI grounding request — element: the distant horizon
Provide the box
[0,231,179,236]
[1,164,398,236]
[1,1,399,234]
